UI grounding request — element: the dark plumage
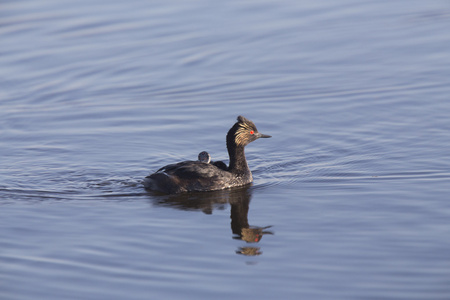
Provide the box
[144,115,271,194]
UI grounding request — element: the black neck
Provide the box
[226,127,250,175]
[228,144,249,174]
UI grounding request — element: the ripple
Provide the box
[2,0,450,299]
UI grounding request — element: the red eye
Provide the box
[250,130,254,135]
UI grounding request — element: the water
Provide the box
[1,0,450,299]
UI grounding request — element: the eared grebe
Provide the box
[198,151,228,170]
[144,115,271,194]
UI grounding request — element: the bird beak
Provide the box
[256,133,271,138]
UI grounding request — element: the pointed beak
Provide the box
[256,132,271,139]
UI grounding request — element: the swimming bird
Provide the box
[144,115,271,194]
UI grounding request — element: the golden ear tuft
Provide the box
[237,115,250,123]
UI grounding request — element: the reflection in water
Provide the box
[148,185,273,256]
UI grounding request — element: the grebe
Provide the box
[198,151,228,170]
[198,151,211,163]
[144,116,271,194]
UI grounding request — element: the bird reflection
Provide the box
[147,185,273,256]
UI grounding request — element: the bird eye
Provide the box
[250,130,254,135]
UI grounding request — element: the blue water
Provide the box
[1,0,450,299]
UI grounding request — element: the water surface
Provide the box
[1,0,450,299]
